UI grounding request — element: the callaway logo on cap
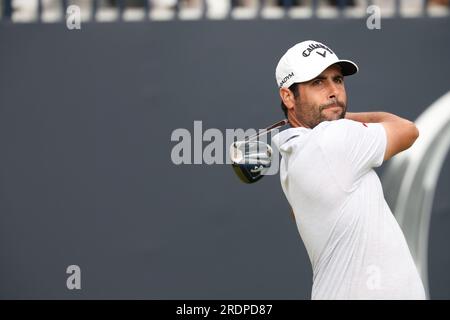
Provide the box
[275,40,359,89]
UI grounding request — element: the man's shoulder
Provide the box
[313,119,369,154]
[314,119,360,131]
[313,119,371,139]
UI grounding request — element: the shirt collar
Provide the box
[272,126,310,150]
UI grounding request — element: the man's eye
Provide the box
[335,77,343,84]
[312,80,322,85]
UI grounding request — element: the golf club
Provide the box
[230,119,289,183]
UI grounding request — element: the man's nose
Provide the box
[327,82,339,100]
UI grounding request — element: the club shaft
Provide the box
[246,119,288,141]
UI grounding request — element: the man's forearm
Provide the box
[345,111,407,124]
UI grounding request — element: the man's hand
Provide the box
[345,111,419,161]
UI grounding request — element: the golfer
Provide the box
[272,40,426,300]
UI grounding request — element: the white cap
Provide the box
[275,40,358,89]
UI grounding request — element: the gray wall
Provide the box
[0,17,449,299]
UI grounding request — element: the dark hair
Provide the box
[280,83,300,118]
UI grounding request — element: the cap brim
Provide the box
[294,59,359,85]
[335,59,358,77]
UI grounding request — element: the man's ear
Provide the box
[279,87,296,111]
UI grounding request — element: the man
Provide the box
[272,40,426,300]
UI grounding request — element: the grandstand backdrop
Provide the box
[0,0,450,299]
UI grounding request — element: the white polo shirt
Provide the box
[272,119,425,300]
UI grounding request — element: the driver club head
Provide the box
[230,140,273,184]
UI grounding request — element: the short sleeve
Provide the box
[318,119,387,190]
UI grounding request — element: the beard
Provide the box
[319,99,347,120]
[295,99,347,129]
